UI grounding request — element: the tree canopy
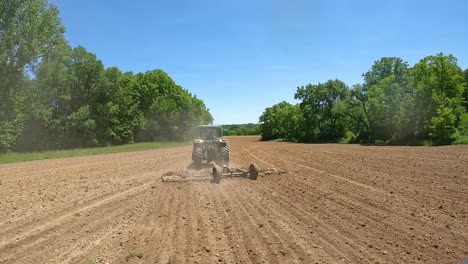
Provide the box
[223,123,260,136]
[260,55,468,145]
[0,0,212,153]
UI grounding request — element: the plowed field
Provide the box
[1,136,467,263]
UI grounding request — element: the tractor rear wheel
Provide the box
[193,147,203,168]
[218,145,229,166]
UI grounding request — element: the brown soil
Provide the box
[1,137,467,264]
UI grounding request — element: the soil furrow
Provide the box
[0,137,467,263]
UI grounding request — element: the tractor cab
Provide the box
[197,125,223,141]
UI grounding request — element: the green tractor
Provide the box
[192,125,229,168]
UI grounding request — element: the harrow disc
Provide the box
[248,163,259,180]
[212,166,222,184]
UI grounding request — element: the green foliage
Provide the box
[429,106,456,145]
[260,55,467,146]
[452,113,468,145]
[452,137,468,145]
[134,70,212,141]
[464,69,468,112]
[411,53,466,143]
[0,121,19,153]
[349,58,411,141]
[0,0,66,152]
[259,102,302,141]
[0,1,213,153]
[295,79,349,141]
[224,123,260,136]
[338,131,357,144]
[342,84,370,140]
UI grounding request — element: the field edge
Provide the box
[0,141,190,164]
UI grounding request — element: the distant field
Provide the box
[0,141,190,164]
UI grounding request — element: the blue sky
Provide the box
[52,0,468,124]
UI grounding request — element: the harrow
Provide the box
[212,163,259,183]
[161,163,260,183]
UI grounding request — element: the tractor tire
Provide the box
[218,145,230,166]
[193,147,203,168]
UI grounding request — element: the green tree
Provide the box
[190,96,213,126]
[112,71,146,144]
[1,1,214,152]
[0,0,66,152]
[16,47,71,150]
[259,55,467,145]
[295,79,349,141]
[17,46,104,149]
[133,70,212,141]
[363,57,410,88]
[411,53,465,144]
[224,123,260,136]
[351,57,411,141]
[453,113,468,143]
[259,102,302,141]
[344,84,371,139]
[430,106,457,145]
[65,46,107,146]
[464,69,468,112]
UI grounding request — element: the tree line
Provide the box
[260,55,468,145]
[0,0,213,153]
[223,123,260,136]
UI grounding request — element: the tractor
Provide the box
[192,125,229,168]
